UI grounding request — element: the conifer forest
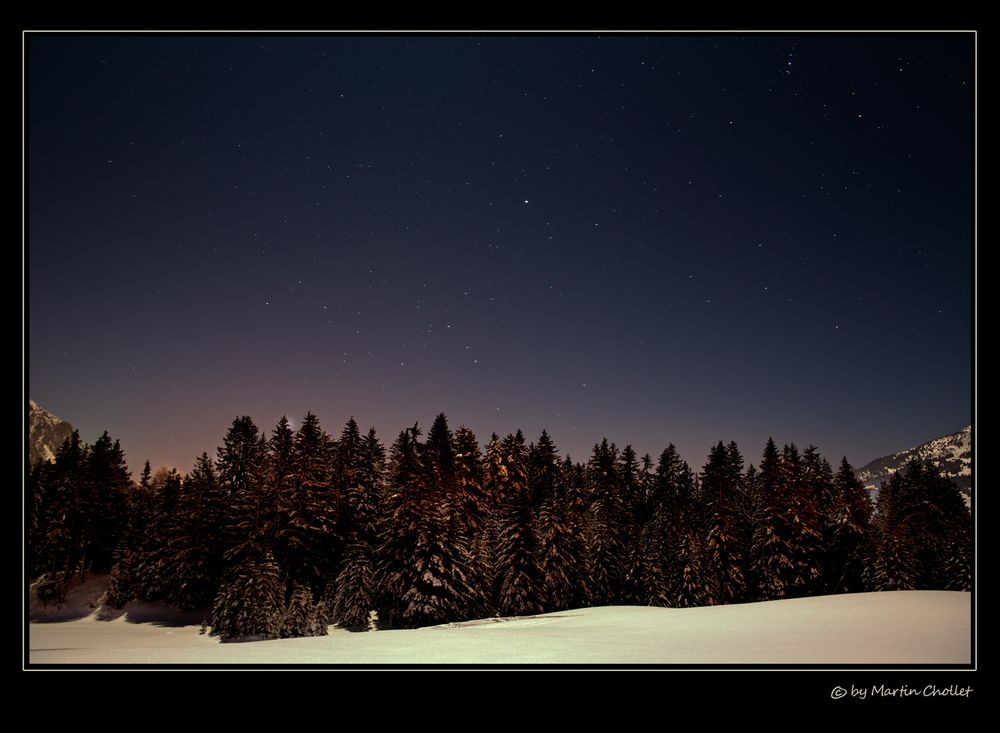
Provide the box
[28,412,972,640]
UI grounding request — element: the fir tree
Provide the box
[276,412,337,591]
[895,460,971,589]
[133,468,183,601]
[701,441,748,605]
[528,431,561,517]
[210,544,285,640]
[794,445,829,596]
[36,432,99,585]
[750,440,824,600]
[331,541,377,628]
[280,581,328,638]
[478,432,506,612]
[585,438,627,605]
[28,459,57,578]
[166,453,224,610]
[334,418,364,522]
[824,457,872,593]
[618,445,649,603]
[650,446,708,608]
[269,415,296,525]
[378,422,477,628]
[107,460,159,608]
[453,425,488,536]
[866,471,920,591]
[216,416,270,557]
[377,427,425,626]
[493,431,543,616]
[534,438,584,612]
[80,433,130,575]
[330,421,383,628]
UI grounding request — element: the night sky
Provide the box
[28,33,973,477]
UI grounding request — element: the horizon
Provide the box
[27,396,972,479]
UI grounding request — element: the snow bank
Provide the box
[27,591,970,665]
[29,574,110,622]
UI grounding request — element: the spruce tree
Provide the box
[167,453,224,610]
[650,446,708,608]
[80,433,131,575]
[451,425,489,616]
[453,425,488,536]
[533,437,585,612]
[269,416,296,526]
[28,459,56,579]
[750,440,824,600]
[330,421,383,628]
[276,412,337,592]
[478,433,506,612]
[618,445,649,604]
[866,471,920,591]
[585,438,627,605]
[106,461,157,608]
[493,431,543,616]
[528,431,560,518]
[133,468,183,602]
[895,460,971,589]
[210,544,285,640]
[331,541,377,628]
[701,441,748,605]
[378,422,477,628]
[280,581,328,638]
[36,431,103,587]
[377,427,422,626]
[216,416,270,558]
[794,446,829,595]
[825,457,872,593]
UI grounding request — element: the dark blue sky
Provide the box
[28,33,973,476]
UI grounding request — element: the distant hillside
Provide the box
[28,400,74,466]
[856,426,971,496]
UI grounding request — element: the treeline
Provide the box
[28,413,972,639]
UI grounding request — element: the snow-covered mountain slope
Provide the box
[28,400,74,466]
[856,426,971,495]
[29,591,970,664]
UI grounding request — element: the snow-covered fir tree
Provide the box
[750,442,825,600]
[493,430,543,616]
[824,457,872,593]
[280,581,328,638]
[275,412,337,592]
[701,441,748,605]
[330,421,384,628]
[378,420,477,628]
[866,471,920,591]
[534,439,587,611]
[892,460,970,590]
[653,445,710,607]
[585,438,627,605]
[618,445,649,604]
[216,416,270,554]
[165,453,224,610]
[104,461,155,608]
[132,467,183,602]
[210,544,285,640]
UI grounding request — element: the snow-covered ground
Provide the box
[28,589,970,665]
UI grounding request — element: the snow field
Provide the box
[28,590,970,665]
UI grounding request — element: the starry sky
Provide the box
[27,33,973,476]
